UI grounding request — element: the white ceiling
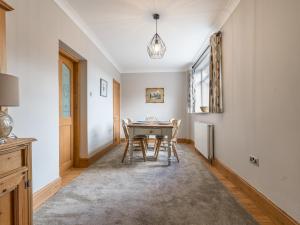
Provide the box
[55,0,240,73]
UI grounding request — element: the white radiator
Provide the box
[194,122,214,163]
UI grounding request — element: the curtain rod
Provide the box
[192,45,210,70]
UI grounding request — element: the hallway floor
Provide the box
[34,144,258,225]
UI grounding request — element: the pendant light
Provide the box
[147,14,166,59]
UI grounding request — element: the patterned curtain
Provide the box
[187,70,193,113]
[187,69,196,113]
[209,32,223,113]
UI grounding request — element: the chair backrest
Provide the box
[170,118,176,123]
[171,119,182,139]
[122,119,129,139]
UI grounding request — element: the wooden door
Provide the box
[113,80,120,144]
[0,173,29,225]
[59,54,74,175]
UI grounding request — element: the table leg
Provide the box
[167,140,171,166]
[129,138,134,164]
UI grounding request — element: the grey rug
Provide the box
[34,144,258,225]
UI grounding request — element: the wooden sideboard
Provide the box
[0,138,36,225]
[0,4,36,224]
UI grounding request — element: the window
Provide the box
[190,47,211,113]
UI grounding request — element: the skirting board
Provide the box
[33,144,116,210]
[177,138,194,144]
[212,159,299,225]
[33,177,62,212]
[78,143,117,168]
[190,139,298,225]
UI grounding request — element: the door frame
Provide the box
[113,79,121,145]
[59,49,81,173]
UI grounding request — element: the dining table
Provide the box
[126,121,174,165]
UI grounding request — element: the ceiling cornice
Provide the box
[121,69,188,75]
[54,0,122,73]
[215,0,241,30]
[54,0,240,74]
[190,0,241,69]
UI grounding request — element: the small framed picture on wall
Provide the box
[146,88,164,103]
[100,78,108,97]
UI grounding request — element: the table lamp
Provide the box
[0,73,19,144]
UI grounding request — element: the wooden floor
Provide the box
[61,167,85,187]
[189,144,274,225]
[209,167,274,224]
[61,144,274,225]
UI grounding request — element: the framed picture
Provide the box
[146,88,164,103]
[100,78,108,97]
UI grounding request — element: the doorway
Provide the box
[59,53,76,175]
[113,79,121,144]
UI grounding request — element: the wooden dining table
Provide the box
[127,121,174,165]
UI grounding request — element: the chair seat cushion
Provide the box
[155,135,167,139]
[133,135,147,140]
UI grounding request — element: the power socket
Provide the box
[249,155,259,166]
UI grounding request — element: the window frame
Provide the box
[190,46,211,113]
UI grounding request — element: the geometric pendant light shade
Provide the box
[147,14,166,59]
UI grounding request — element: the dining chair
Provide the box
[152,118,175,153]
[170,118,176,123]
[121,119,147,162]
[154,119,181,162]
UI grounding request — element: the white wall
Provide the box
[190,0,300,221]
[121,72,189,138]
[6,0,120,192]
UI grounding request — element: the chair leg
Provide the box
[155,139,161,159]
[122,141,129,163]
[172,143,179,162]
[144,139,148,152]
[140,140,147,162]
[153,139,157,151]
[154,139,158,158]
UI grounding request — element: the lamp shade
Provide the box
[0,73,19,106]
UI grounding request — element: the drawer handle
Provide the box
[149,130,153,134]
[2,189,7,193]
